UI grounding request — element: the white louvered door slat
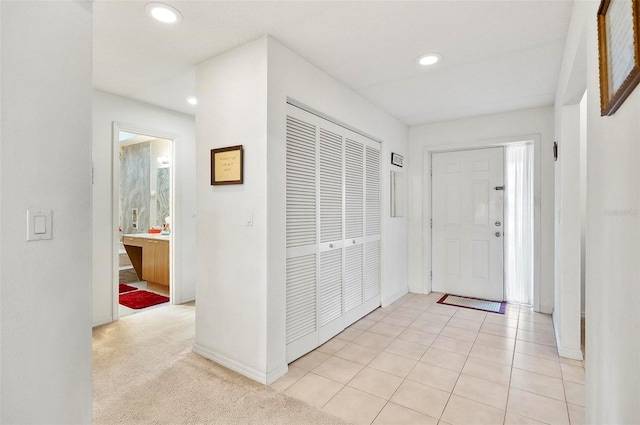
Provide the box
[362,143,381,308]
[366,146,381,236]
[344,245,363,312]
[318,123,344,343]
[320,128,343,243]
[319,250,342,325]
[345,139,364,239]
[286,255,317,343]
[285,114,318,362]
[344,138,364,315]
[364,241,380,301]
[286,116,317,249]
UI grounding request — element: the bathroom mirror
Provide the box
[157,167,170,225]
[119,134,172,233]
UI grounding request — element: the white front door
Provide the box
[432,147,505,301]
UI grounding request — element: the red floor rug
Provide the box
[119,283,138,293]
[437,294,506,314]
[119,290,169,310]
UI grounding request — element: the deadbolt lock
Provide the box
[495,232,501,237]
[495,221,501,227]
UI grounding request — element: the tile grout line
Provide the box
[364,296,449,424]
[393,298,458,423]
[318,296,417,422]
[502,305,520,425]
[436,306,487,423]
[367,297,440,424]
[362,296,420,425]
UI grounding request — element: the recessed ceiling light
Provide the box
[417,53,442,66]
[187,97,198,106]
[145,3,182,24]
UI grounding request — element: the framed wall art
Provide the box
[211,145,244,185]
[597,0,640,115]
[391,152,404,167]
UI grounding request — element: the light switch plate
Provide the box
[27,209,52,241]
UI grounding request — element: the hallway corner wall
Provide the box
[194,37,271,382]
[1,2,93,422]
[552,0,588,362]
[194,36,409,384]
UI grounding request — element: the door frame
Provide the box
[111,121,178,320]
[423,135,541,311]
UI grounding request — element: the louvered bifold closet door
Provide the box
[363,144,381,304]
[318,125,345,343]
[285,115,318,362]
[285,102,382,361]
[343,138,364,321]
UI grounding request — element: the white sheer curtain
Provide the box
[505,144,534,305]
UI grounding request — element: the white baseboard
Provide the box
[539,305,554,314]
[266,363,288,385]
[408,283,426,294]
[558,346,584,361]
[92,316,114,328]
[382,287,408,307]
[193,343,274,385]
[177,296,195,304]
[552,314,584,361]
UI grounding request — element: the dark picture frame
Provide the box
[391,152,404,167]
[597,0,640,116]
[211,145,244,185]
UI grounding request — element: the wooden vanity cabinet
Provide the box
[142,239,169,286]
[123,236,170,292]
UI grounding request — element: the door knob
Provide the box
[352,240,356,244]
[329,243,334,248]
[495,232,501,237]
[495,221,501,227]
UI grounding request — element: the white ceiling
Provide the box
[93,0,574,126]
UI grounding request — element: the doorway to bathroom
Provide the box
[113,124,175,318]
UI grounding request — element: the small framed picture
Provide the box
[391,152,404,167]
[597,0,640,115]
[211,145,244,185]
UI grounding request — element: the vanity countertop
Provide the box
[123,233,170,241]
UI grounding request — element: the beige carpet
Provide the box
[93,303,346,425]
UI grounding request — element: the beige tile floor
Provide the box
[272,292,585,425]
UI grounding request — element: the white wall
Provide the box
[584,0,640,422]
[552,0,588,361]
[1,2,93,422]
[194,36,409,384]
[0,3,3,418]
[553,104,583,360]
[194,38,270,382]
[93,91,196,326]
[408,107,555,313]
